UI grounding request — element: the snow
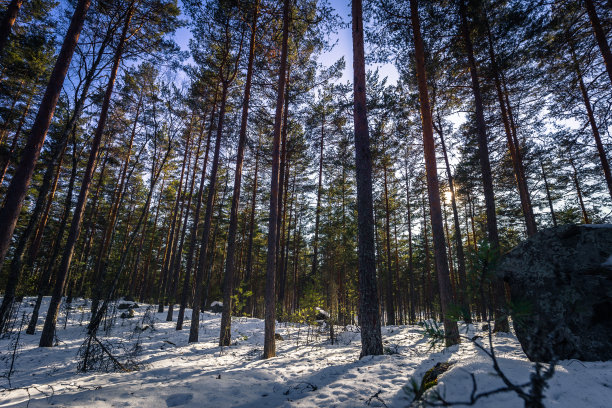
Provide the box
[602,255,612,267]
[210,301,223,308]
[1,297,611,407]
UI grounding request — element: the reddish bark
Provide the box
[0,0,91,268]
[352,0,383,357]
[410,0,459,346]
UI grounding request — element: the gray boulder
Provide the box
[497,224,612,362]
[210,301,223,314]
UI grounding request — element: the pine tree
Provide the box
[352,0,383,358]
[0,0,91,333]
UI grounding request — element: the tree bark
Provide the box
[422,192,432,319]
[189,82,229,343]
[275,74,291,291]
[0,0,90,267]
[352,0,383,358]
[167,116,204,322]
[277,162,292,315]
[243,133,260,316]
[540,160,557,227]
[575,58,612,201]
[39,3,132,347]
[404,155,416,324]
[483,11,537,236]
[156,116,190,314]
[458,0,508,333]
[140,174,166,302]
[570,157,590,224]
[262,0,290,359]
[0,95,31,186]
[86,136,172,339]
[0,83,23,147]
[26,135,81,335]
[176,99,217,331]
[584,0,612,85]
[311,108,325,280]
[382,155,395,325]
[27,26,115,265]
[433,120,470,322]
[0,0,23,56]
[219,0,259,346]
[91,94,142,317]
[410,0,459,346]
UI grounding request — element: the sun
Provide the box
[444,191,453,203]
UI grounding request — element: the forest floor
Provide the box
[0,297,611,407]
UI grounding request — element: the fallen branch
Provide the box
[366,390,388,407]
[92,336,128,372]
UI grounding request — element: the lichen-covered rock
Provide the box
[420,362,453,393]
[210,301,223,314]
[117,302,138,310]
[315,307,329,321]
[497,224,612,362]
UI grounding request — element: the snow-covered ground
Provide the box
[1,297,611,407]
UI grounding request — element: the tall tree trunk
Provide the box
[189,81,230,343]
[0,0,23,56]
[0,95,31,186]
[78,153,110,297]
[443,200,456,295]
[570,157,590,224]
[140,174,166,302]
[483,11,537,236]
[176,100,217,331]
[167,116,205,322]
[311,108,324,279]
[393,214,403,323]
[0,83,23,147]
[0,0,90,267]
[458,0,508,333]
[129,203,149,298]
[164,129,193,316]
[28,141,70,265]
[574,57,612,201]
[27,28,114,264]
[0,103,57,334]
[281,174,295,314]
[277,163,292,316]
[157,119,191,314]
[292,207,302,315]
[39,4,132,347]
[203,180,226,310]
[243,133,260,316]
[219,0,259,346]
[382,157,395,325]
[263,0,290,359]
[540,160,557,227]
[26,135,80,335]
[410,0,459,346]
[352,0,383,358]
[91,96,142,317]
[433,120,470,322]
[422,192,432,319]
[584,0,612,85]
[275,74,291,287]
[467,191,478,252]
[86,142,172,340]
[404,156,416,324]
